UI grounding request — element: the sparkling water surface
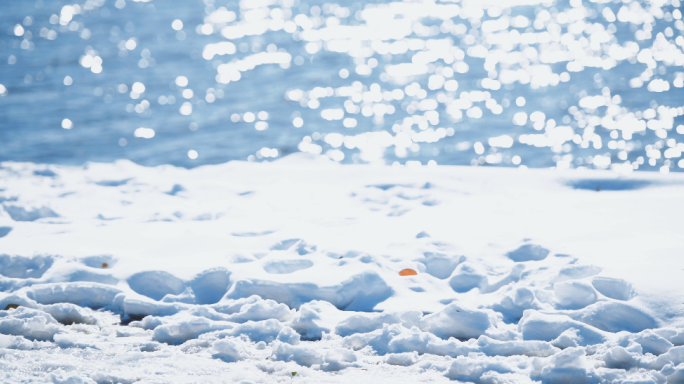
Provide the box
[1,0,683,172]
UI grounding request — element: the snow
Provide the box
[1,154,684,382]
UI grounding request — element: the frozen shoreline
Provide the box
[1,154,684,382]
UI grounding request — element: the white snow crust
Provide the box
[1,154,684,383]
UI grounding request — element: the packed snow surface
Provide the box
[1,154,684,383]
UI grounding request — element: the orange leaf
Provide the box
[399,269,417,276]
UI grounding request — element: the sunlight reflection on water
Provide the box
[0,0,683,173]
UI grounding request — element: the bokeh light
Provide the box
[0,0,683,171]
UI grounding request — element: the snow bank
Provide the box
[1,157,683,382]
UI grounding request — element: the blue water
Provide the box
[1,0,683,171]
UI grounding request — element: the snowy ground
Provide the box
[1,154,684,383]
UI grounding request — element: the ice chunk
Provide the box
[384,352,418,366]
[420,303,500,340]
[152,315,234,344]
[271,341,323,367]
[290,300,346,340]
[277,326,300,345]
[533,347,600,383]
[321,348,358,371]
[224,297,293,323]
[506,244,549,262]
[213,337,248,362]
[0,307,61,341]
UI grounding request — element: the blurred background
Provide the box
[0,0,683,172]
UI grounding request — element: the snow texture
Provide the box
[0,156,683,382]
